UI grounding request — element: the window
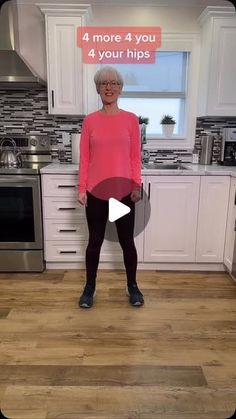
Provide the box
[115,52,189,137]
[93,35,199,148]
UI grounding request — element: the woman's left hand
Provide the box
[131,189,141,203]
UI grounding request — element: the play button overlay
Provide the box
[109,197,130,222]
[89,176,151,242]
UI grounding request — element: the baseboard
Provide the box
[45,261,227,272]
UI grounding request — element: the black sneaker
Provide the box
[79,285,95,308]
[127,283,144,306]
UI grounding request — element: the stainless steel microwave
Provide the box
[220,128,236,165]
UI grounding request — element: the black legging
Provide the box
[85,191,137,288]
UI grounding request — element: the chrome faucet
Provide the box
[140,123,147,152]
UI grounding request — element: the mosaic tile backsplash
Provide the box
[151,117,236,164]
[0,87,83,161]
[1,87,236,163]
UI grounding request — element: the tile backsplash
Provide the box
[1,87,236,164]
[146,149,192,163]
[151,117,236,164]
[0,87,84,136]
[0,87,83,162]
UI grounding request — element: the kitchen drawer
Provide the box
[45,239,123,262]
[43,197,85,220]
[45,240,86,261]
[42,174,78,197]
[44,220,88,241]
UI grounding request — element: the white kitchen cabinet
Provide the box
[42,174,88,261]
[196,176,230,262]
[41,174,143,263]
[224,177,236,270]
[41,172,232,267]
[43,196,84,220]
[198,7,236,116]
[44,220,88,241]
[39,5,91,115]
[42,174,79,196]
[45,241,87,262]
[143,176,200,262]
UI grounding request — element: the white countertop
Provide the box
[41,162,79,174]
[40,162,236,177]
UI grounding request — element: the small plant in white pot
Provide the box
[160,114,176,137]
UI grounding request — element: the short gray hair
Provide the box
[94,66,124,92]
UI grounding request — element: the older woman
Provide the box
[78,66,144,308]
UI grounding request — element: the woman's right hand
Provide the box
[78,192,88,206]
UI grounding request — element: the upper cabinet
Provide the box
[38,4,92,115]
[198,7,236,116]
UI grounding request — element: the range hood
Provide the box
[0,1,46,89]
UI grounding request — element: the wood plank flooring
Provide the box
[0,270,236,418]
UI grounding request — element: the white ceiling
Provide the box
[88,0,232,6]
[18,0,233,6]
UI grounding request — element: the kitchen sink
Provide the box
[142,162,191,170]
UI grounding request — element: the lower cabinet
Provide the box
[143,176,200,262]
[196,176,230,262]
[143,175,230,264]
[41,174,144,263]
[42,173,231,265]
[42,174,87,262]
[224,177,236,270]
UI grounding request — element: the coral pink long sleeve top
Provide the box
[78,109,141,200]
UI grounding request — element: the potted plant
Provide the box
[139,116,149,125]
[160,114,176,137]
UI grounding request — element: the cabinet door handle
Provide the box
[58,207,76,211]
[141,183,143,200]
[148,182,150,200]
[59,229,77,233]
[234,192,236,205]
[52,90,54,108]
[59,250,77,254]
[58,185,76,188]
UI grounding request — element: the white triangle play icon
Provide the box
[108,198,130,222]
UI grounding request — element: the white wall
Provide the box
[91,5,201,32]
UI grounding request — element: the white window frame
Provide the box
[143,33,200,149]
[87,32,200,150]
[120,52,188,138]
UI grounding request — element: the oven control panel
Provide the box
[0,135,52,164]
[3,135,52,152]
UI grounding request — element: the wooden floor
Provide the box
[0,270,236,419]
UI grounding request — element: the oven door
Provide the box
[0,175,43,250]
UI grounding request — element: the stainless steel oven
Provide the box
[0,135,52,272]
[0,174,44,271]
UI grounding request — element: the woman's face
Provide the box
[98,71,122,105]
